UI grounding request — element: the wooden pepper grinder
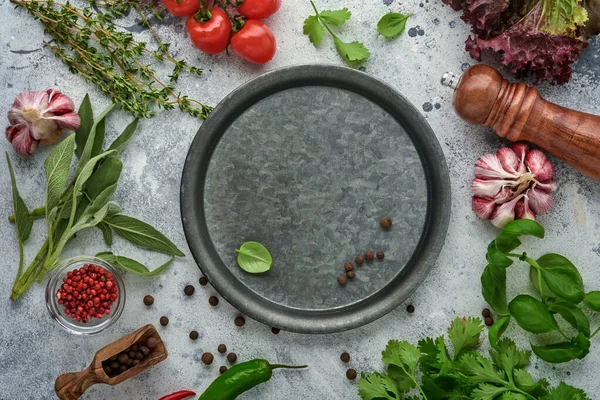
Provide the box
[442,64,600,180]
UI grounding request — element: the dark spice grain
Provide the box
[340,352,350,363]
[184,285,195,296]
[143,295,154,306]
[218,344,227,354]
[271,327,280,334]
[376,251,384,260]
[346,271,355,279]
[482,308,491,318]
[364,251,374,261]
[199,277,208,286]
[189,330,199,340]
[234,316,245,327]
[202,352,214,365]
[209,296,219,306]
[227,352,237,363]
[485,317,494,327]
[346,368,357,380]
[344,263,353,272]
[407,304,415,313]
[338,275,347,286]
[160,316,169,326]
[355,256,364,265]
[380,217,392,230]
[219,366,228,374]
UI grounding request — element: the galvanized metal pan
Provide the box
[181,65,450,333]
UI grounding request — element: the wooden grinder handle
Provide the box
[55,367,101,400]
[446,64,600,180]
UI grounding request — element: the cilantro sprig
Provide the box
[482,220,600,364]
[303,1,369,65]
[358,317,590,400]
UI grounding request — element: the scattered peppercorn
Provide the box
[407,304,415,313]
[202,352,214,365]
[234,316,246,327]
[189,330,199,340]
[143,295,154,306]
[271,327,280,334]
[218,344,227,354]
[344,262,353,272]
[160,316,169,326]
[209,296,219,306]
[355,256,363,265]
[184,285,195,296]
[219,366,228,374]
[337,275,347,286]
[346,368,357,380]
[485,317,494,326]
[380,216,392,230]
[340,352,350,363]
[482,308,491,318]
[227,352,237,363]
[199,277,208,286]
[376,251,384,260]
[346,270,356,279]
[364,250,374,261]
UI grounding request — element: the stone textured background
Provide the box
[1,0,599,399]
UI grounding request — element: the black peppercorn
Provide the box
[346,368,357,380]
[135,352,144,360]
[119,365,127,373]
[184,285,195,296]
[340,352,350,363]
[376,251,385,260]
[380,217,392,230]
[199,277,208,286]
[346,270,355,279]
[482,308,491,318]
[140,346,150,356]
[355,256,364,265]
[103,365,112,375]
[337,275,347,286]
[485,317,494,326]
[202,352,214,365]
[218,344,227,354]
[132,359,140,366]
[110,361,120,370]
[146,337,159,349]
[271,327,280,334]
[227,352,237,363]
[189,330,199,340]
[344,262,353,272]
[117,353,129,364]
[128,351,136,359]
[143,295,154,306]
[160,316,169,326]
[234,316,245,327]
[219,366,228,374]
[209,296,219,306]
[364,250,374,261]
[407,304,415,313]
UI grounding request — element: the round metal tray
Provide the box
[181,65,450,333]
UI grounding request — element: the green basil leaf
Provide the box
[108,118,139,154]
[6,153,34,243]
[95,251,174,276]
[91,116,105,157]
[104,214,184,256]
[319,8,351,26]
[530,265,558,299]
[236,241,273,274]
[583,291,600,312]
[509,295,559,334]
[44,134,74,222]
[486,246,513,268]
[481,264,509,316]
[303,15,324,46]
[531,340,584,364]
[75,94,93,158]
[377,12,412,38]
[572,332,591,355]
[495,220,543,252]
[538,256,584,304]
[548,302,590,337]
[97,222,113,246]
[488,316,510,349]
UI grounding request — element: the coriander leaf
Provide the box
[460,353,505,384]
[104,214,184,256]
[448,317,483,358]
[381,340,420,392]
[387,365,416,393]
[377,12,412,38]
[236,241,273,273]
[108,118,139,154]
[500,393,529,400]
[531,341,583,364]
[488,316,510,349]
[489,338,531,372]
[543,382,591,400]
[97,222,113,246]
[548,302,590,337]
[513,369,548,396]
[44,134,75,223]
[334,37,370,63]
[471,383,509,400]
[358,372,401,400]
[509,295,559,333]
[481,264,509,316]
[418,336,443,374]
[319,8,351,26]
[303,15,324,46]
[75,94,93,158]
[583,291,600,312]
[421,374,451,400]
[486,245,513,268]
[538,254,584,303]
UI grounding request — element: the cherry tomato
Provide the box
[237,0,281,19]
[186,8,232,55]
[161,0,200,17]
[231,20,276,64]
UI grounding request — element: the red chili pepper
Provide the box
[159,390,196,400]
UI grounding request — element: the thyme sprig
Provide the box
[10,0,213,120]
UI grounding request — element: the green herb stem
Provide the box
[590,326,600,339]
[309,0,339,40]
[11,239,48,300]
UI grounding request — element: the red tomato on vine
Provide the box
[186,8,232,55]
[237,0,281,19]
[161,0,200,17]
[231,20,276,64]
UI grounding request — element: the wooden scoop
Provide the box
[442,65,600,180]
[55,324,168,400]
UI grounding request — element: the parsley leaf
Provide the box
[303,15,324,46]
[357,372,401,400]
[448,317,483,358]
[334,38,370,62]
[319,8,351,26]
[377,12,412,38]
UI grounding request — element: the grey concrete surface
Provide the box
[1,0,599,399]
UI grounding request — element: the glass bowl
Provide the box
[45,256,126,335]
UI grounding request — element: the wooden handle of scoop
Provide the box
[447,64,600,180]
[55,367,101,400]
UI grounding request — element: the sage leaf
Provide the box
[488,316,510,349]
[583,291,600,312]
[481,264,509,316]
[104,214,184,256]
[538,254,584,303]
[377,12,412,38]
[96,251,174,276]
[87,183,118,216]
[76,103,115,175]
[548,302,590,337]
[91,116,105,157]
[108,118,139,154]
[44,134,74,222]
[97,222,113,246]
[508,295,559,334]
[236,241,273,274]
[75,94,93,158]
[6,154,34,243]
[84,156,122,200]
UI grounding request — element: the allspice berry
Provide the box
[355,256,364,265]
[143,295,154,306]
[202,352,214,365]
[337,275,347,286]
[227,352,237,363]
[485,317,494,327]
[189,330,199,340]
[199,277,208,286]
[234,316,246,327]
[344,262,353,272]
[209,296,219,306]
[482,308,491,318]
[340,352,350,363]
[407,304,415,313]
[184,285,195,296]
[346,368,357,380]
[159,316,169,326]
[364,250,374,261]
[271,327,280,334]
[346,270,355,279]
[376,251,385,260]
[219,366,228,374]
[218,344,227,354]
[380,216,392,230]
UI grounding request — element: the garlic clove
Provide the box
[475,153,519,180]
[497,147,520,174]
[509,142,529,173]
[525,149,554,182]
[515,196,536,220]
[528,186,553,215]
[471,178,510,198]
[536,179,558,193]
[490,196,522,228]
[5,123,37,156]
[45,89,75,115]
[46,112,81,130]
[472,196,496,220]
